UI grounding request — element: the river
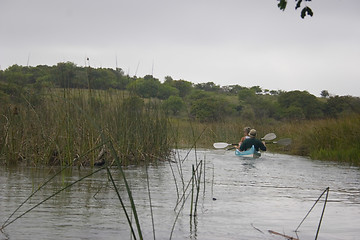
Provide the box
[1,149,359,240]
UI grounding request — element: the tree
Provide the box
[55,62,77,88]
[250,86,262,94]
[277,0,313,19]
[278,90,324,119]
[189,92,233,122]
[157,84,179,100]
[164,76,174,85]
[126,75,161,98]
[324,95,360,118]
[195,82,220,92]
[238,88,256,103]
[321,90,330,98]
[223,85,246,95]
[170,80,193,98]
[162,96,184,115]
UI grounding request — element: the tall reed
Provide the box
[0,88,172,166]
[270,114,360,164]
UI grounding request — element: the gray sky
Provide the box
[1,0,360,97]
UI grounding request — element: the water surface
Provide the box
[1,149,359,239]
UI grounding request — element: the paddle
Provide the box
[213,132,277,149]
[261,133,277,141]
[213,142,238,149]
[267,138,292,146]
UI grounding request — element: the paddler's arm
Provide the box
[260,141,266,151]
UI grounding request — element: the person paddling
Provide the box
[236,126,251,149]
[239,129,266,152]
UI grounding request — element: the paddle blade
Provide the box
[213,142,231,149]
[262,133,277,141]
[276,138,292,146]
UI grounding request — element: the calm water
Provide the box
[1,149,360,240]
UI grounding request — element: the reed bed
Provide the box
[1,87,359,166]
[0,88,172,166]
[169,115,360,165]
[269,114,360,165]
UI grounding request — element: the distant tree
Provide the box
[164,76,174,85]
[250,86,262,94]
[225,85,246,95]
[55,62,77,89]
[162,96,185,115]
[157,84,179,100]
[281,105,306,120]
[324,95,360,118]
[195,82,220,92]
[126,75,161,98]
[270,90,280,95]
[320,90,330,98]
[238,88,256,103]
[171,80,193,98]
[238,88,279,119]
[3,64,31,85]
[278,90,324,119]
[189,92,233,122]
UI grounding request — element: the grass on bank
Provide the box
[169,114,360,165]
[1,87,359,166]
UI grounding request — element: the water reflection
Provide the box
[0,149,359,239]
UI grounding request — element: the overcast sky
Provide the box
[1,0,360,96]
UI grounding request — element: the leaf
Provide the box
[277,0,287,11]
[301,6,313,18]
[295,0,303,10]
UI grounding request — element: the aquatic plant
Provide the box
[273,114,360,164]
[0,89,172,166]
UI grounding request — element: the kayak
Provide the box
[235,145,261,158]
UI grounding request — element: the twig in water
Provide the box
[268,230,299,240]
[295,187,330,233]
[145,164,156,240]
[315,187,330,240]
[251,223,264,234]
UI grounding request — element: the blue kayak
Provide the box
[235,145,261,158]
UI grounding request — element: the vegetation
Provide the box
[277,0,314,19]
[1,63,360,165]
[0,88,171,166]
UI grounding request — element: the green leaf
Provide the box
[301,6,313,18]
[277,0,287,11]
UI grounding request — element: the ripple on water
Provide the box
[0,150,359,239]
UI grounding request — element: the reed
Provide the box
[270,114,360,164]
[1,87,358,166]
[0,88,172,166]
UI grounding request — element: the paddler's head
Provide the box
[249,129,257,138]
[243,127,251,136]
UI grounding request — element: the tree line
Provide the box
[1,62,360,122]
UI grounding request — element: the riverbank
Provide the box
[170,115,360,165]
[1,88,359,166]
